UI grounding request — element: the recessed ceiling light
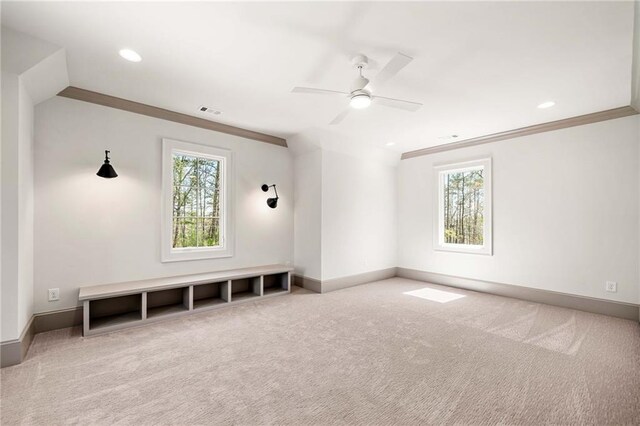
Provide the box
[119,49,142,63]
[385,142,396,146]
[537,101,555,109]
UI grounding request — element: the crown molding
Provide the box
[401,106,638,160]
[57,86,287,147]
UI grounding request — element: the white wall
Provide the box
[1,27,69,344]
[293,148,322,280]
[398,115,640,304]
[18,78,35,334]
[1,72,35,341]
[632,1,639,111]
[290,131,398,283]
[2,72,22,341]
[34,97,293,313]
[321,149,397,280]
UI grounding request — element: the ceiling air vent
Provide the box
[198,106,222,115]
[438,134,459,140]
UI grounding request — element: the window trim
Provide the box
[161,138,234,262]
[434,157,492,255]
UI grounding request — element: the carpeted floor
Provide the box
[2,278,639,425]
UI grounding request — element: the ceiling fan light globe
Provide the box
[350,94,371,109]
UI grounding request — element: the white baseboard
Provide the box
[294,268,397,294]
[1,316,35,368]
[397,268,640,322]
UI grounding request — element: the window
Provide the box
[162,138,233,262]
[434,158,492,255]
[172,154,221,248]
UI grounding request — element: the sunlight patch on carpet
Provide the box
[403,287,466,303]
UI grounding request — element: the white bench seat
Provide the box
[78,264,293,336]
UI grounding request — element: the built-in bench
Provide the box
[78,264,293,336]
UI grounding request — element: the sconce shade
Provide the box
[261,183,279,208]
[267,197,278,209]
[97,163,118,178]
[97,150,118,178]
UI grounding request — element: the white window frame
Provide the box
[161,138,234,262]
[434,157,492,255]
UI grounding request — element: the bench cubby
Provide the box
[146,287,190,318]
[89,294,143,331]
[193,281,229,309]
[231,277,261,301]
[79,265,292,336]
[263,272,289,295]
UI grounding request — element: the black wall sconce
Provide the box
[261,184,278,208]
[96,150,118,178]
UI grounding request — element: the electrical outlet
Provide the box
[48,288,60,301]
[605,281,617,293]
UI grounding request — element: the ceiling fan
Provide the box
[292,53,422,125]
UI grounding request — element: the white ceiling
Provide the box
[2,1,635,154]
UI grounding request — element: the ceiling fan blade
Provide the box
[292,87,348,97]
[329,109,351,125]
[373,95,422,112]
[366,53,413,89]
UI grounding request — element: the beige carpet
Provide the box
[2,278,639,425]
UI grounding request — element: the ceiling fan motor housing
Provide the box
[350,89,370,98]
[351,54,369,70]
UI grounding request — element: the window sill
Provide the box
[161,247,234,263]
[435,245,492,256]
